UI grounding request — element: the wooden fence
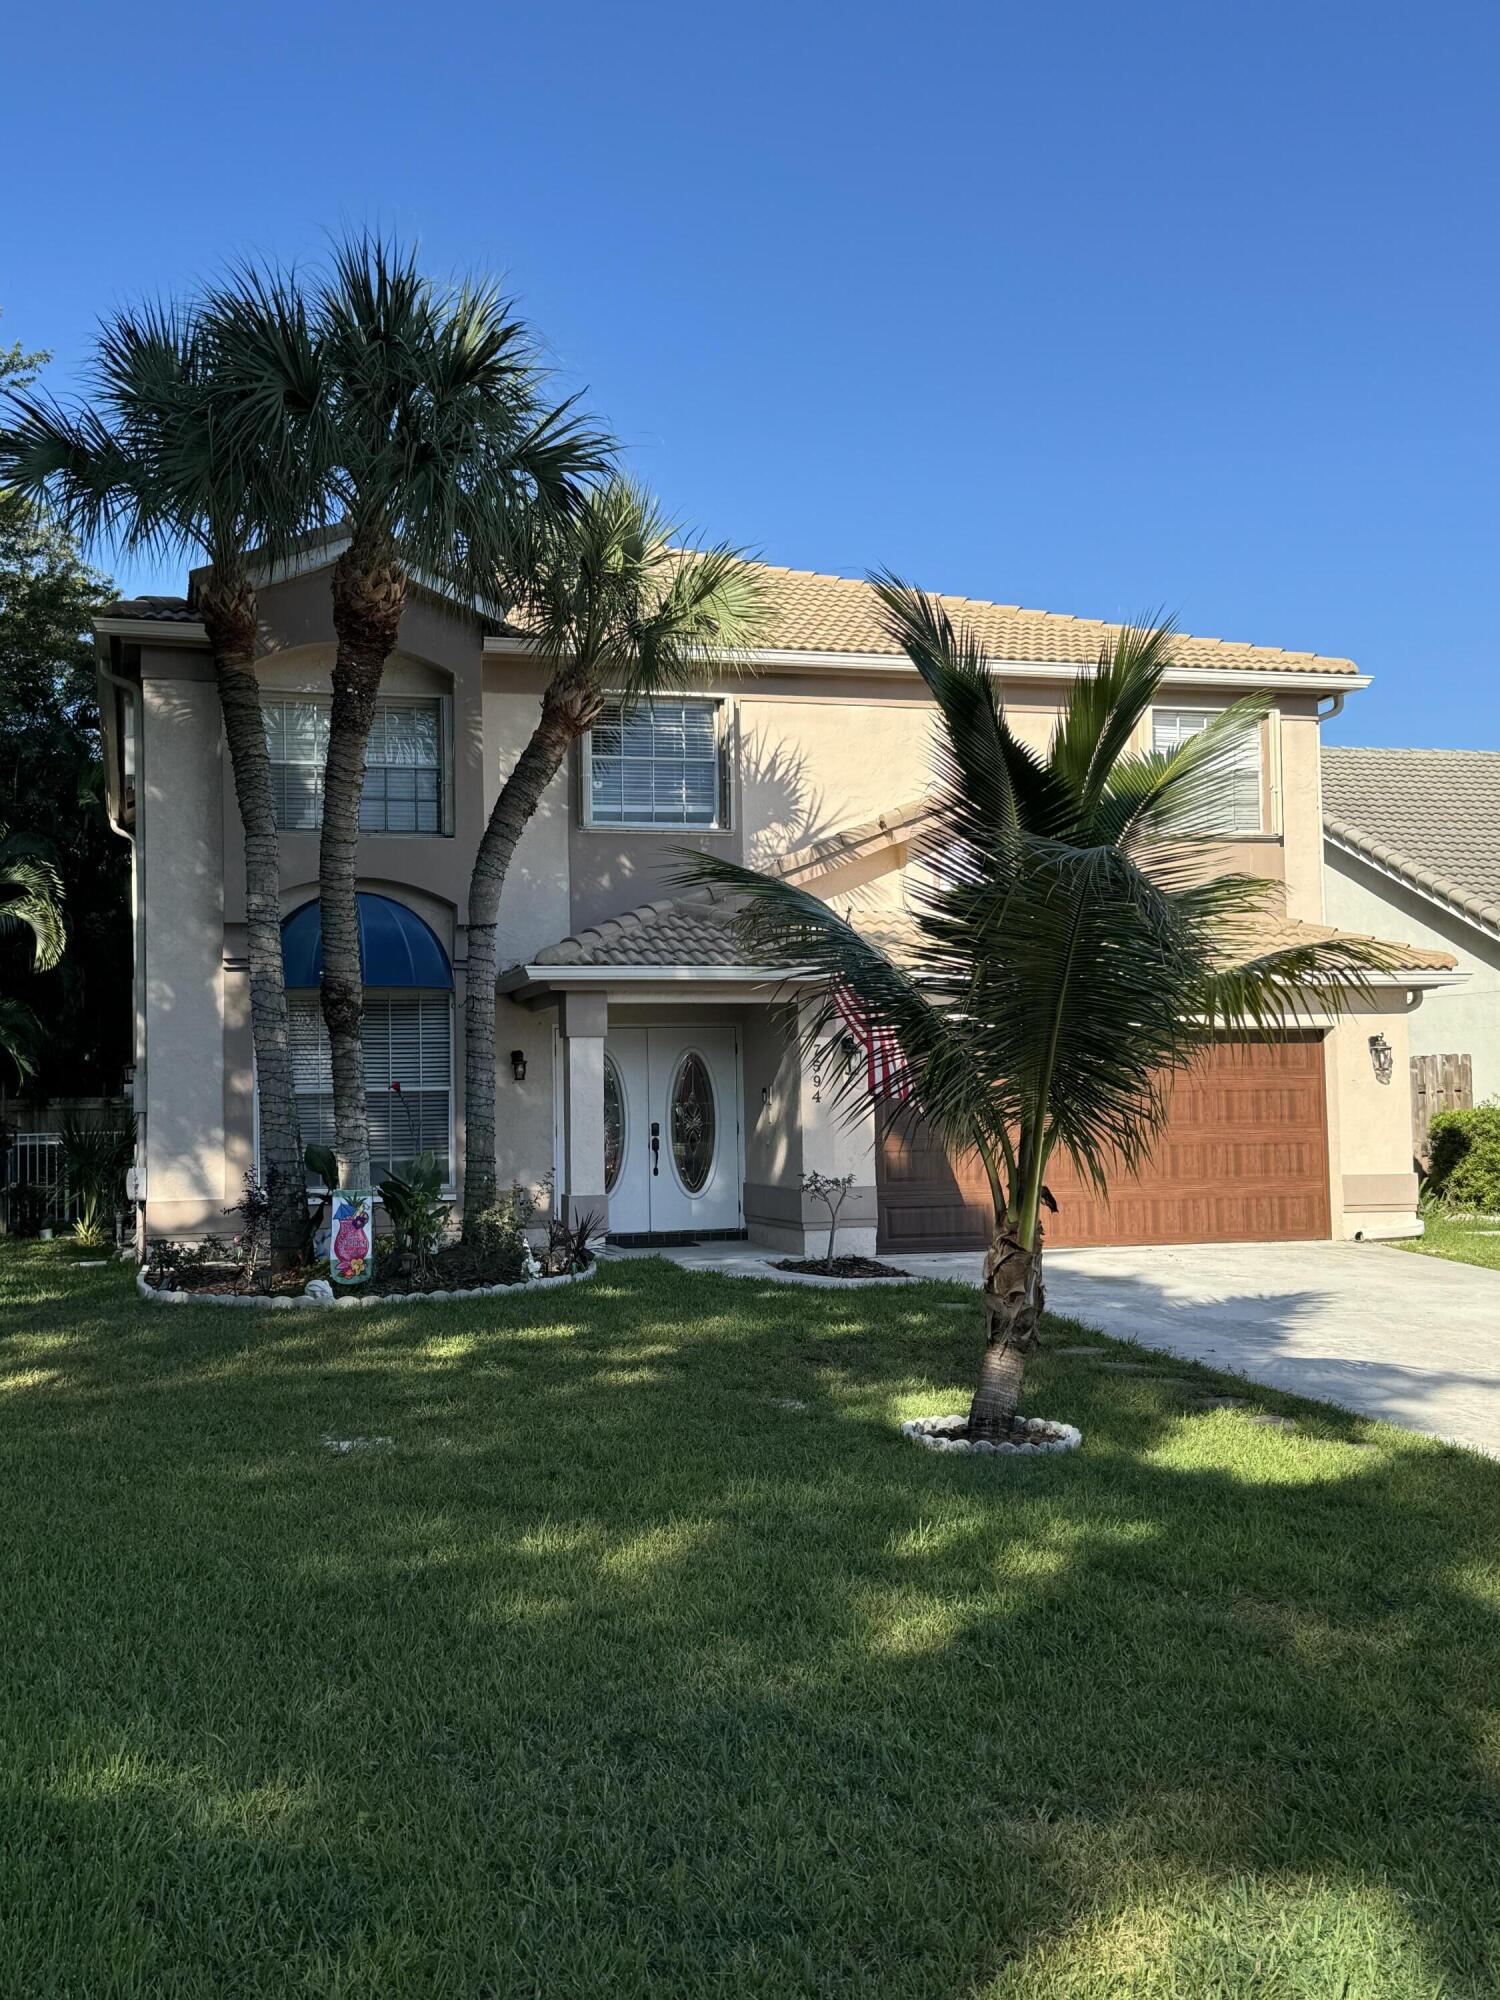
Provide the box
[1411,1053,1473,1169]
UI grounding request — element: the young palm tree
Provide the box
[0,299,320,1263]
[685,580,1395,1441]
[461,481,766,1230]
[0,825,65,1081]
[214,238,610,1189]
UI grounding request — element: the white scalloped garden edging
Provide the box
[901,1412,1082,1456]
[136,1261,600,1309]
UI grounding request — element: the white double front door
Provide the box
[603,1026,742,1236]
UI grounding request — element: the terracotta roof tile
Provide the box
[744,563,1360,677]
[1323,747,1500,935]
[101,595,199,623]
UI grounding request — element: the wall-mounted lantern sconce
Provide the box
[840,1032,859,1060]
[510,1049,528,1084]
[1368,1033,1393,1085]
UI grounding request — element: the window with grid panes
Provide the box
[286,992,452,1184]
[262,698,444,833]
[1151,707,1263,834]
[585,698,724,827]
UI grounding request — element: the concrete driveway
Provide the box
[1042,1239,1500,1456]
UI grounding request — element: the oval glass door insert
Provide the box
[603,1054,625,1195]
[670,1051,716,1194]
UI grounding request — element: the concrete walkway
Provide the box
[618,1238,1500,1456]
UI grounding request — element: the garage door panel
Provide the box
[876,1036,1330,1251]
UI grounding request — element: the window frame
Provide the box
[1150,704,1265,836]
[261,692,453,837]
[579,694,732,834]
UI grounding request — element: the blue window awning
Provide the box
[281,894,453,991]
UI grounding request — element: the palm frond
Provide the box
[0,831,65,969]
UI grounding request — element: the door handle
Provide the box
[650,1121,661,1175]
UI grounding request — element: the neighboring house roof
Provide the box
[1322,746,1500,937]
[735,563,1361,677]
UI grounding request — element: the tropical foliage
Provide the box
[209,237,611,1190]
[685,579,1396,1437]
[0,325,125,1096]
[0,826,66,1083]
[57,1110,135,1246]
[462,478,765,1229]
[0,298,317,1262]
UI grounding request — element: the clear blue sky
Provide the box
[5,0,1495,747]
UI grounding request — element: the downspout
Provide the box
[98,647,146,1254]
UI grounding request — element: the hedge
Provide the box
[1427,1103,1500,1212]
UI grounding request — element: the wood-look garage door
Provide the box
[876,1035,1331,1251]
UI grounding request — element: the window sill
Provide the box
[580,821,731,837]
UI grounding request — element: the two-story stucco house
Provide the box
[94,551,1457,1255]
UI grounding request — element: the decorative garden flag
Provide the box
[330,1191,375,1285]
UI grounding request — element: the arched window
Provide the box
[278,895,454,1185]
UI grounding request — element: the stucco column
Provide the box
[558,991,609,1234]
[795,1001,878,1256]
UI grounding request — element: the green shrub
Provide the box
[463,1184,535,1283]
[1427,1103,1500,1212]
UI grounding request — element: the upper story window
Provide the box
[1151,707,1263,835]
[583,697,726,829]
[263,697,445,834]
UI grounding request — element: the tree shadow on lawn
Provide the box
[4,1248,1500,1996]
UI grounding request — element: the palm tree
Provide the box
[461,481,766,1230]
[0,298,320,1264]
[0,826,64,1081]
[214,237,610,1189]
[684,580,1396,1441]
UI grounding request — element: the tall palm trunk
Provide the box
[462,679,594,1231]
[322,541,405,1187]
[968,1226,1046,1439]
[198,580,309,1269]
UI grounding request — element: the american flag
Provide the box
[832,983,912,1103]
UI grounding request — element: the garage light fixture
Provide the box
[1368,1033,1393,1085]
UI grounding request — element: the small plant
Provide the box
[801,1171,857,1266]
[377,1151,450,1280]
[225,1171,273,1286]
[464,1183,536,1284]
[545,1207,600,1275]
[59,1112,135,1249]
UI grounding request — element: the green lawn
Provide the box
[1390,1210,1500,1273]
[4,1245,1500,1998]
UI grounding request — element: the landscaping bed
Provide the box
[5,1241,1500,1998]
[141,1239,590,1300]
[770,1253,913,1280]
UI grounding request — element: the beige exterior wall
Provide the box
[138,662,228,1234]
[1323,988,1422,1239]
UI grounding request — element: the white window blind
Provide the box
[1151,708,1263,834]
[287,992,452,1184]
[586,698,723,827]
[263,699,444,834]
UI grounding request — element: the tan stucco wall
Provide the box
[738,692,935,868]
[1324,989,1421,1238]
[140,666,227,1232]
[1325,845,1499,1101]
